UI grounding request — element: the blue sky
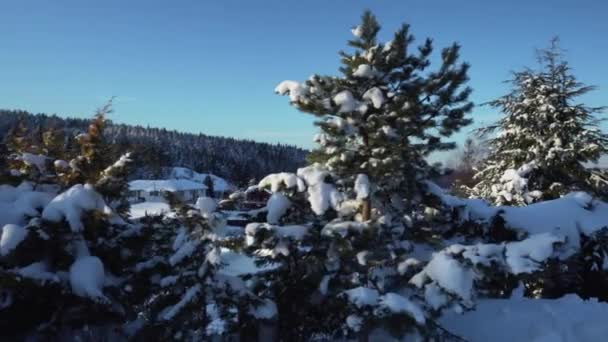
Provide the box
[0,0,606,160]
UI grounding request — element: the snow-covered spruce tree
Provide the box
[210,163,473,341]
[3,119,67,188]
[0,103,142,339]
[131,195,255,341]
[276,10,472,221]
[469,39,608,205]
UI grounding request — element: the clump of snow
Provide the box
[218,247,280,277]
[196,196,217,218]
[245,223,311,245]
[378,293,426,324]
[169,240,198,266]
[206,302,232,336]
[54,159,69,170]
[266,193,291,224]
[258,172,306,193]
[424,283,449,310]
[102,153,132,175]
[42,184,112,232]
[354,174,370,199]
[0,224,28,256]
[362,87,385,108]
[17,261,59,283]
[0,183,54,226]
[250,299,278,319]
[172,227,188,251]
[351,25,363,38]
[321,220,368,237]
[352,64,379,78]
[333,90,366,114]
[160,275,179,288]
[18,153,48,173]
[381,126,399,139]
[275,80,308,102]
[69,256,107,302]
[297,164,343,215]
[325,117,356,136]
[162,284,201,320]
[410,251,475,305]
[506,232,564,274]
[342,286,380,307]
[346,314,364,332]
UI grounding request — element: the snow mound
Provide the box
[410,251,475,305]
[378,293,426,324]
[0,184,54,226]
[196,196,217,218]
[0,224,28,256]
[266,193,291,224]
[42,184,112,232]
[69,256,107,302]
[427,182,608,257]
[440,294,608,342]
[342,287,380,307]
[259,172,306,193]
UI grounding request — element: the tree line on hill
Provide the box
[0,109,308,185]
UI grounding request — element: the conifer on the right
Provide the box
[470,39,608,205]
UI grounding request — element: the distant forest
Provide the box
[0,109,308,185]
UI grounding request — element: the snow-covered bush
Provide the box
[0,102,143,339]
[425,182,608,305]
[204,162,444,340]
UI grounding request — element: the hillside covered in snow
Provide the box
[0,109,308,185]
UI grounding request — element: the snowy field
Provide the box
[129,201,171,219]
[440,293,608,342]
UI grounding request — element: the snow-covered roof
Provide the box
[167,167,233,192]
[129,179,206,192]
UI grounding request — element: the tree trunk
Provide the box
[361,198,371,221]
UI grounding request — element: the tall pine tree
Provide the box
[470,39,608,205]
[275,11,473,220]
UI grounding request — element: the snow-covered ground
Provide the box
[440,292,608,342]
[129,201,171,219]
[3,177,608,340]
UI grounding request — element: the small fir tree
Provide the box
[470,39,608,205]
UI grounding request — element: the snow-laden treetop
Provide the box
[275,10,473,213]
